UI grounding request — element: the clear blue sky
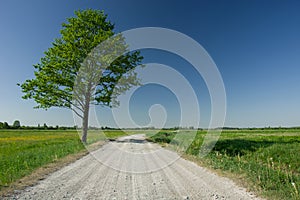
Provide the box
[0,0,299,128]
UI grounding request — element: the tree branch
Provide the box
[70,107,83,119]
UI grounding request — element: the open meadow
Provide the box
[148,129,300,200]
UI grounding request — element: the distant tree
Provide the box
[12,120,21,129]
[59,126,66,130]
[0,122,3,129]
[19,9,143,143]
[3,122,10,129]
[43,123,48,130]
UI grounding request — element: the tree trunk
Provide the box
[81,86,91,144]
[81,105,89,144]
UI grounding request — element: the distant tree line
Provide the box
[0,120,21,129]
[1,121,300,131]
[0,120,78,130]
[219,126,300,130]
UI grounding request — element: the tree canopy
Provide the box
[19,9,143,142]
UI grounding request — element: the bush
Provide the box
[149,132,176,143]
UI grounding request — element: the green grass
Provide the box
[148,129,300,200]
[147,131,176,143]
[0,129,131,189]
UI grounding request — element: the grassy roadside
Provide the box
[0,129,131,194]
[147,130,300,200]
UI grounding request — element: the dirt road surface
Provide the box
[9,134,261,200]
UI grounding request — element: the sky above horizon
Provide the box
[0,0,300,128]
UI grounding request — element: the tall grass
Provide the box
[149,129,300,200]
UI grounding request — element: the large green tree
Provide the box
[19,9,143,143]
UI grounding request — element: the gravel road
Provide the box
[10,134,261,200]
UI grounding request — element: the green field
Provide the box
[148,129,300,200]
[1,129,300,199]
[0,129,130,189]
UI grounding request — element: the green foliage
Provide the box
[19,9,142,111]
[150,129,300,200]
[12,120,20,129]
[19,9,143,143]
[43,123,48,130]
[148,132,177,143]
[3,122,9,129]
[20,10,112,109]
